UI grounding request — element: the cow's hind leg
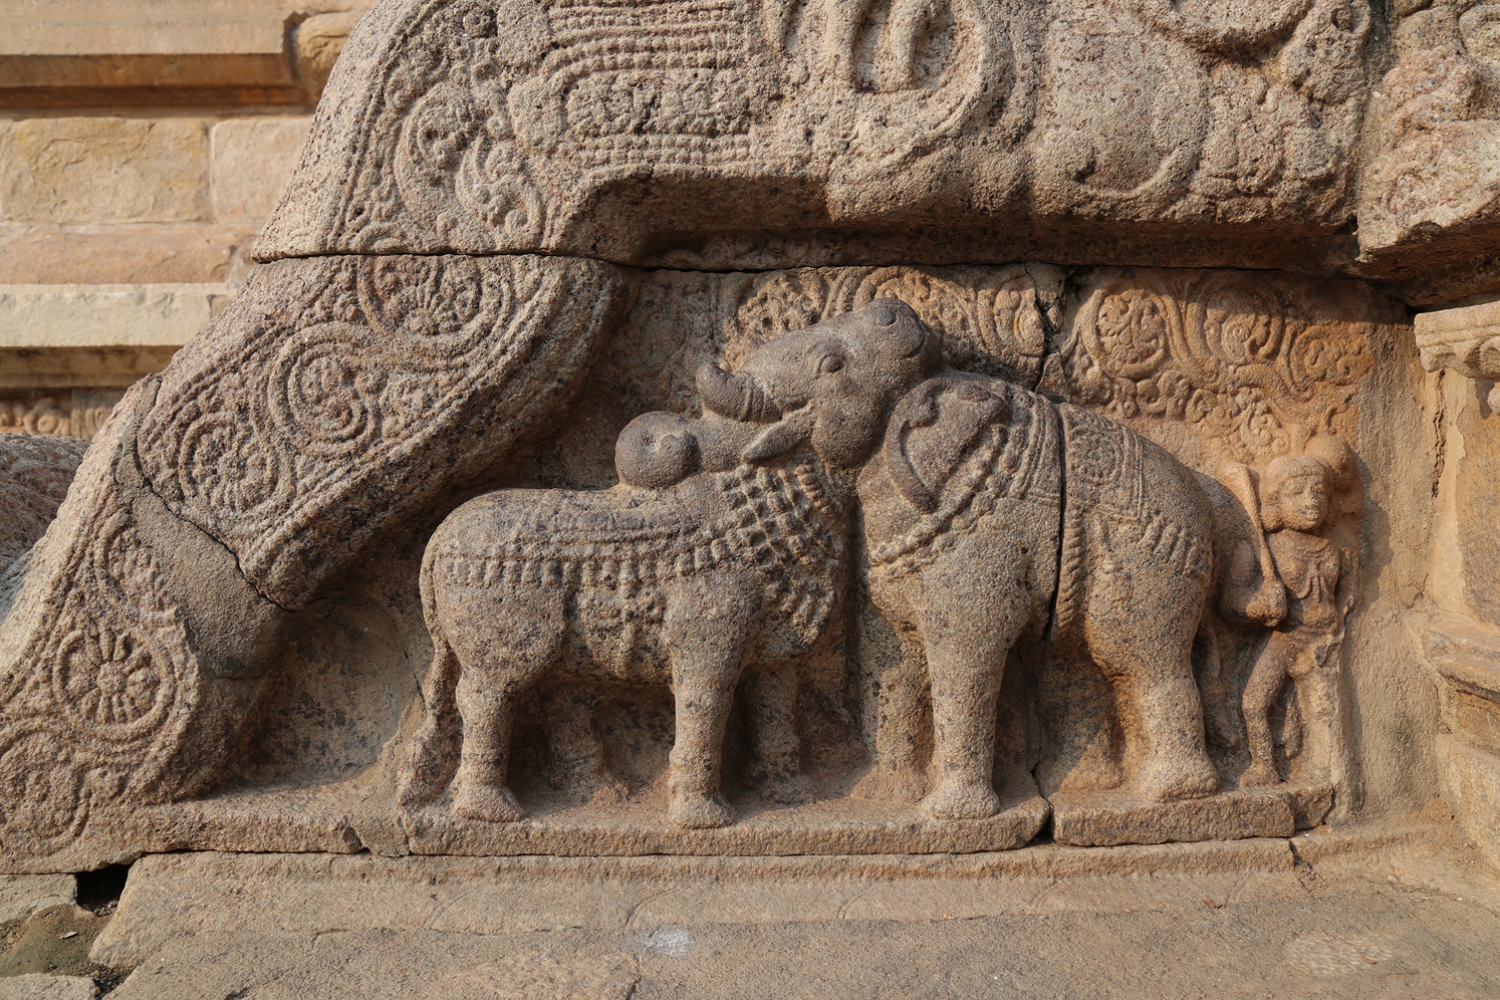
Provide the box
[396,623,462,807]
[745,663,813,805]
[450,590,567,822]
[453,672,529,822]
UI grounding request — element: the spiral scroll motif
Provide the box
[136,254,627,610]
[1050,268,1374,461]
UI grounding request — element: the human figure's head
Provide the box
[1261,455,1330,533]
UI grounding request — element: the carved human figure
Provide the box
[1240,452,1354,786]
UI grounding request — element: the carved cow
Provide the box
[697,305,1226,817]
[396,300,937,828]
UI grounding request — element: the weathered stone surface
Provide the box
[1417,299,1500,625]
[1438,736,1500,869]
[1049,786,1335,848]
[0,393,121,440]
[1356,3,1500,302]
[0,876,74,926]
[0,253,627,868]
[294,12,369,100]
[0,1,372,105]
[0,224,254,286]
[0,434,89,610]
[0,284,228,350]
[0,976,95,1000]
[256,0,1374,270]
[0,0,1472,889]
[0,253,1432,871]
[210,118,313,226]
[0,118,209,225]
[88,841,1303,967]
[88,831,1500,1000]
[404,792,1050,858]
[1417,612,1500,868]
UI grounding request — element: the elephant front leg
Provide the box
[452,672,526,823]
[920,597,1029,821]
[853,600,929,803]
[924,639,1007,820]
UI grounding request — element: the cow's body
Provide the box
[399,459,848,828]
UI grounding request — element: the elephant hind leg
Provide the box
[1090,620,1219,803]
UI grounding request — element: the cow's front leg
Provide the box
[663,576,758,828]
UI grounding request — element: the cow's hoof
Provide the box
[921,780,1000,820]
[454,782,526,823]
[669,792,735,828]
[1138,760,1220,802]
[1239,762,1282,788]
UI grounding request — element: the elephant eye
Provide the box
[819,354,845,374]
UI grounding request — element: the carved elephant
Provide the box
[718,310,1224,816]
[397,299,938,827]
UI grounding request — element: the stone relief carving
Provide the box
[0,255,1395,867]
[136,253,628,610]
[1041,267,1374,464]
[398,303,931,830]
[256,0,1369,269]
[0,434,88,606]
[0,254,629,867]
[1236,444,1359,789]
[0,392,122,441]
[1362,0,1500,290]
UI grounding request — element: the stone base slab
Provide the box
[91,837,1306,969]
[1050,783,1334,847]
[90,822,1468,977]
[17,777,1340,873]
[404,787,1051,858]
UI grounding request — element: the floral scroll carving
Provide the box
[1042,269,1374,464]
[257,0,1367,269]
[135,254,627,609]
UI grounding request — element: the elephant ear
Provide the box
[885,378,1009,513]
[741,410,814,465]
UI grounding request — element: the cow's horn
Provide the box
[696,363,782,422]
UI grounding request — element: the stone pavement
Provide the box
[0,818,1493,999]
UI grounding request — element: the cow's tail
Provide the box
[396,555,463,807]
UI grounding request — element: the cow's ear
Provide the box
[741,411,812,464]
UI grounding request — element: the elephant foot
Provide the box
[922,778,1001,820]
[668,789,736,828]
[454,779,526,823]
[753,770,816,806]
[1136,758,1220,803]
[1239,761,1282,788]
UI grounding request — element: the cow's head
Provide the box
[697,299,940,470]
